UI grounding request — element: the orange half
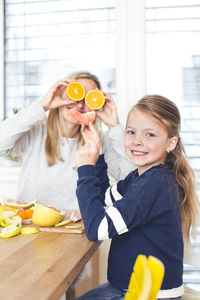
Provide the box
[66,82,85,101]
[85,90,105,110]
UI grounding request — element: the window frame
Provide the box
[1,0,146,123]
[0,0,4,120]
[116,0,146,124]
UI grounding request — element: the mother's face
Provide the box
[59,78,99,124]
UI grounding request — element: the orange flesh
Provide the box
[17,209,34,220]
[85,90,105,110]
[66,82,85,101]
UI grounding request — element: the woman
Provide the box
[0,71,133,210]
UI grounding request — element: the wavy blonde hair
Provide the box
[130,95,199,243]
[45,71,103,166]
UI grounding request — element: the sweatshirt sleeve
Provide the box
[94,154,110,197]
[76,167,177,242]
[0,101,46,156]
[104,124,135,181]
[77,154,110,204]
[76,160,134,241]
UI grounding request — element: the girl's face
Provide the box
[124,108,177,175]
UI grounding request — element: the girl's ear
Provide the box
[167,136,178,153]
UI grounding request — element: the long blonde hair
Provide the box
[131,95,199,242]
[45,71,103,166]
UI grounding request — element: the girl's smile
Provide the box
[125,108,178,175]
[131,150,148,156]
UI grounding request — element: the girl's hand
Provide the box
[39,79,71,111]
[76,123,102,167]
[96,92,120,128]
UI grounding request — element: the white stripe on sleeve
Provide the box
[98,216,109,240]
[106,206,128,235]
[111,184,122,201]
[105,187,113,206]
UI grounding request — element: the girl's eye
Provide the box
[146,132,155,137]
[127,130,135,135]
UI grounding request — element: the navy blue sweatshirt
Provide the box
[76,155,183,291]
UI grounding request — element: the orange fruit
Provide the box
[66,82,85,101]
[85,90,105,110]
[17,209,34,220]
[66,109,96,125]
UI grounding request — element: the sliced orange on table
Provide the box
[85,89,105,110]
[17,209,34,220]
[66,82,85,101]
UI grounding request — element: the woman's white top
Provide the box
[0,102,133,210]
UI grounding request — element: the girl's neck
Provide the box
[138,162,165,176]
[59,119,80,139]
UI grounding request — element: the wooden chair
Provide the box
[125,254,165,300]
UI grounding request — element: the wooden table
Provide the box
[0,231,101,300]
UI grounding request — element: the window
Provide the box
[3,0,116,116]
[2,0,200,290]
[145,0,200,291]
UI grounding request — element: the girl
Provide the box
[0,71,132,210]
[75,95,199,300]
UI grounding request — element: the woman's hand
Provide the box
[76,123,102,167]
[96,92,120,128]
[39,79,71,111]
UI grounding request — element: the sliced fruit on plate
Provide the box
[66,109,96,125]
[4,198,37,209]
[6,207,19,214]
[55,211,82,227]
[17,209,34,220]
[21,227,39,234]
[55,219,71,227]
[0,211,22,228]
[32,203,65,227]
[65,225,81,229]
[0,205,7,216]
[22,219,33,225]
[0,205,19,216]
[0,224,21,238]
[70,210,82,222]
